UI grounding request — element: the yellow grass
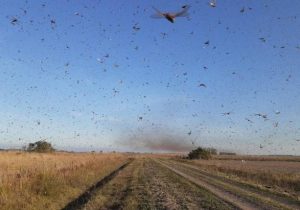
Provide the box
[0,151,129,210]
[214,155,300,162]
[185,158,300,196]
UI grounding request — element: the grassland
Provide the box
[215,154,300,162]
[176,156,300,197]
[0,152,299,210]
[0,151,129,210]
[162,158,300,209]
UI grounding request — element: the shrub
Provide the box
[188,147,212,160]
[27,141,55,153]
[206,147,217,155]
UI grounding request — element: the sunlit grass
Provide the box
[0,151,129,210]
[183,157,300,196]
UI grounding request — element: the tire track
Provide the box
[83,160,137,210]
[156,159,284,210]
[156,160,252,210]
[169,160,300,210]
[128,158,237,210]
[61,160,132,210]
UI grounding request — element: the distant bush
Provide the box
[206,147,218,155]
[188,147,212,160]
[27,140,55,153]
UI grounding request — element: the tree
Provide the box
[27,140,55,153]
[206,147,217,155]
[188,147,212,160]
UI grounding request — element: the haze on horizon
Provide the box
[0,0,299,155]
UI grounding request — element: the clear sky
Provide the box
[0,0,299,155]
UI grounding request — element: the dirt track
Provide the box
[61,158,300,210]
[157,159,300,210]
[62,160,133,210]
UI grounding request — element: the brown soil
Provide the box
[160,159,300,210]
[80,158,237,210]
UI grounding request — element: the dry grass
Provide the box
[195,159,300,174]
[214,155,300,162]
[181,157,300,196]
[0,151,129,210]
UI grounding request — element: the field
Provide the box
[0,151,129,210]
[180,156,300,195]
[0,152,299,210]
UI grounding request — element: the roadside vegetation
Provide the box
[180,156,300,197]
[187,147,214,160]
[0,151,129,210]
[215,154,300,162]
[194,162,300,195]
[162,158,300,209]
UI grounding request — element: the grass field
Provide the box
[215,155,300,162]
[0,152,299,210]
[177,156,300,197]
[0,151,129,210]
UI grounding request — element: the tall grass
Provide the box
[0,151,129,210]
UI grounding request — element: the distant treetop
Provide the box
[26,140,55,153]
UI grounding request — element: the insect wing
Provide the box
[174,5,190,17]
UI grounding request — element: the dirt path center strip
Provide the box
[61,160,132,210]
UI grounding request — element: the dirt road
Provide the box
[62,158,300,210]
[157,159,300,210]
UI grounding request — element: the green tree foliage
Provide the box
[27,140,55,153]
[188,147,212,160]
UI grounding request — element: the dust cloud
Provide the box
[119,129,195,152]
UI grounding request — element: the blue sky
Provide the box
[0,0,299,154]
